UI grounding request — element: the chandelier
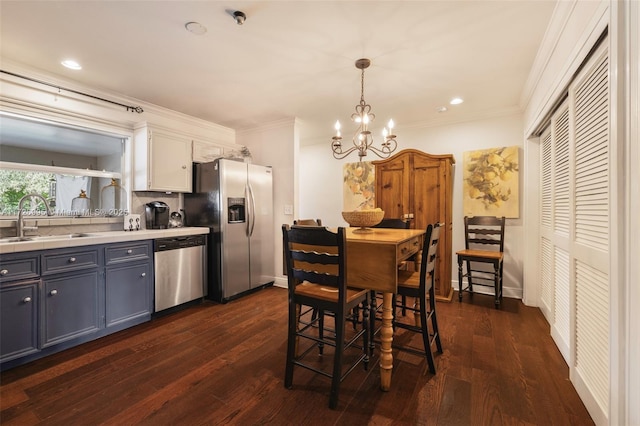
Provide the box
[331,58,398,161]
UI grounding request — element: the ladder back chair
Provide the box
[394,223,443,374]
[282,225,370,409]
[456,216,505,308]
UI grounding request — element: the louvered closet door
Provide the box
[538,40,610,417]
[539,102,572,360]
[571,42,609,415]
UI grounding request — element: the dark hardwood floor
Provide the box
[1,286,594,425]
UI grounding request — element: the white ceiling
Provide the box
[0,1,557,144]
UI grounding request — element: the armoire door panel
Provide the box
[377,169,407,219]
[373,149,455,301]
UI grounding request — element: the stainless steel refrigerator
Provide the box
[184,159,274,302]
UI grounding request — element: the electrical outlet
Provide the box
[124,214,141,231]
[284,204,293,215]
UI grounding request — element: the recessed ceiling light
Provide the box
[436,106,448,113]
[61,60,82,70]
[185,21,207,35]
[450,97,464,105]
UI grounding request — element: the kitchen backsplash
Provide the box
[0,191,183,237]
[131,191,182,226]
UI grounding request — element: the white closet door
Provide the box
[538,39,610,419]
[539,130,554,322]
[570,42,609,416]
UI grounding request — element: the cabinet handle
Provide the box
[69,257,77,263]
[23,296,32,303]
[141,272,146,277]
[127,249,133,254]
[50,289,58,296]
[0,269,8,275]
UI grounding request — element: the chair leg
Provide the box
[429,285,443,353]
[493,261,500,308]
[351,306,359,330]
[466,260,474,293]
[329,311,346,409]
[457,257,464,302]
[318,310,325,355]
[401,295,407,316]
[362,298,370,370]
[285,301,299,388]
[369,291,377,355]
[419,291,436,374]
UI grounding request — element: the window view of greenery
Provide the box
[0,170,127,217]
[0,170,53,214]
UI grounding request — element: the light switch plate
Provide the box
[284,204,293,215]
[124,214,141,231]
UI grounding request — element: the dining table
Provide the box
[344,227,426,391]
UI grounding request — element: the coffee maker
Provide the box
[145,201,169,229]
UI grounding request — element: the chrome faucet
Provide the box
[17,194,53,238]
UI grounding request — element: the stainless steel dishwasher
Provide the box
[154,235,206,312]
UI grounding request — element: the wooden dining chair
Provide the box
[393,223,443,374]
[456,216,505,308]
[282,225,370,409]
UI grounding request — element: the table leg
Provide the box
[379,292,394,391]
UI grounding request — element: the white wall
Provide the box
[300,112,525,298]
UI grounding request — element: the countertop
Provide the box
[0,227,210,255]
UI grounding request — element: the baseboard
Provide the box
[571,366,608,425]
[451,279,523,299]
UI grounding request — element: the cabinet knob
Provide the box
[141,272,146,277]
[182,165,187,169]
[0,269,8,275]
[69,257,77,263]
[50,289,58,296]
[23,296,32,303]
[127,249,133,254]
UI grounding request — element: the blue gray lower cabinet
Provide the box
[0,279,39,361]
[0,240,154,370]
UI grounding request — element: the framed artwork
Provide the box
[463,146,519,218]
[343,161,375,211]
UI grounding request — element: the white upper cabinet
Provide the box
[133,124,192,192]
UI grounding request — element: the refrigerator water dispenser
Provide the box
[228,197,245,223]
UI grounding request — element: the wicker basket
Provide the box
[342,210,385,232]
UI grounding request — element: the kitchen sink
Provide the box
[0,237,34,243]
[34,233,95,240]
[0,233,96,244]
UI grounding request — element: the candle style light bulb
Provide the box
[334,120,341,137]
[388,119,394,131]
[363,114,369,125]
[382,127,388,138]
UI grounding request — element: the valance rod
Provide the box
[0,69,144,114]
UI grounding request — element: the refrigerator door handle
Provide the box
[247,183,256,237]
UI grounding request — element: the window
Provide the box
[0,113,129,217]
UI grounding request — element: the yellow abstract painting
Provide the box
[343,161,375,211]
[463,146,519,218]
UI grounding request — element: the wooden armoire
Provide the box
[372,149,455,301]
